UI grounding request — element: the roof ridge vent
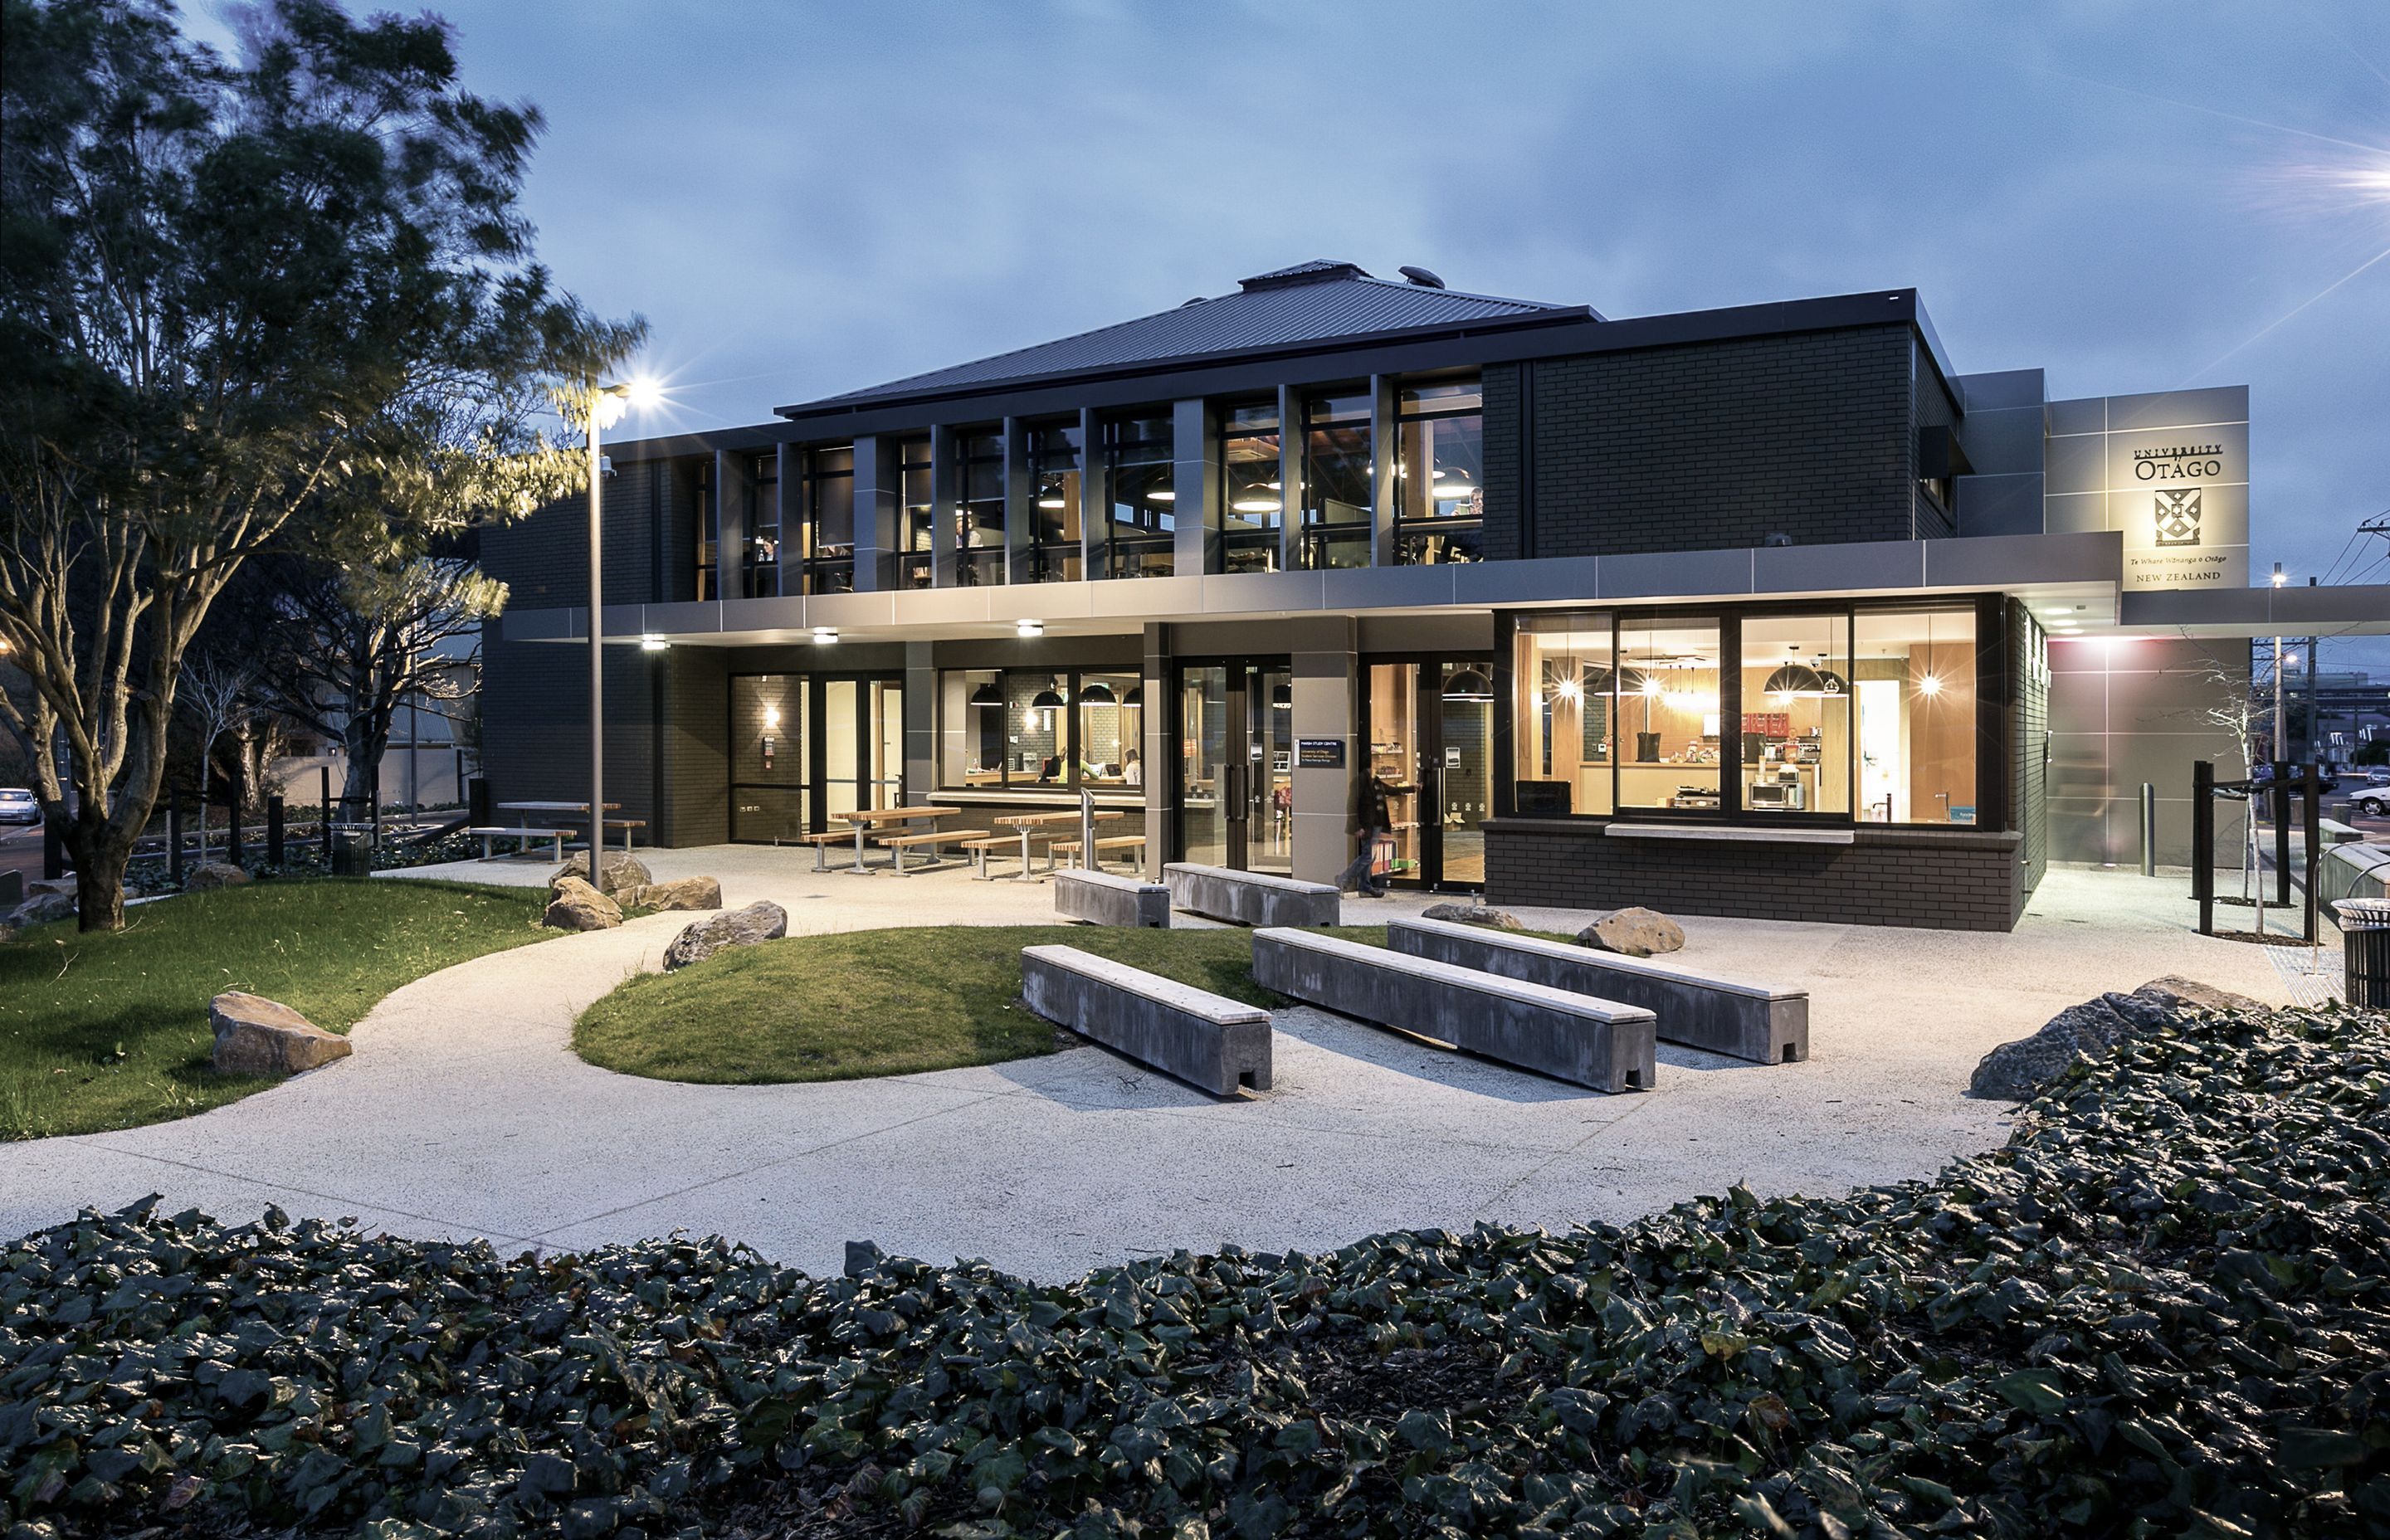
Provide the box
[1398,265,1446,289]
[1238,259,1368,292]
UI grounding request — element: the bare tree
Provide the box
[177,656,256,864]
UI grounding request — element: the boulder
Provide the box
[27,878,76,898]
[184,861,251,892]
[4,891,76,928]
[663,900,788,971]
[1419,901,1523,930]
[620,875,722,912]
[210,992,352,1075]
[550,850,651,895]
[1968,979,2250,1101]
[1580,906,1686,958]
[543,875,623,932]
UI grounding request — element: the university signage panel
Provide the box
[2091,392,2251,592]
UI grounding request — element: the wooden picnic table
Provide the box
[833,806,959,874]
[495,801,629,850]
[990,808,1123,882]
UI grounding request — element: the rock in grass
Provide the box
[1968,978,2254,1100]
[551,850,651,895]
[663,900,787,970]
[210,992,352,1075]
[4,891,76,928]
[184,860,251,891]
[1420,901,1523,930]
[544,875,623,932]
[1580,906,1685,957]
[620,875,722,912]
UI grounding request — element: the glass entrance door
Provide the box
[731,674,900,841]
[1174,659,1291,872]
[1363,655,1493,890]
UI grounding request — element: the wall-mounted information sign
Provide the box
[1296,738,1346,769]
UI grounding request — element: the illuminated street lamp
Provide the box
[587,378,661,881]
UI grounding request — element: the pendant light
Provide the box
[1079,680,1117,705]
[1031,679,1066,710]
[1763,662,1826,698]
[1124,684,1143,708]
[1441,666,1494,701]
[968,680,1003,709]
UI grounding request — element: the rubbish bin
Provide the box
[329,826,373,879]
[2336,899,2390,1009]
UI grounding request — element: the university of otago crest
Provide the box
[2153,488,2202,548]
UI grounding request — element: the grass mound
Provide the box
[0,880,549,1139]
[4,1001,2387,1537]
[573,924,1292,1084]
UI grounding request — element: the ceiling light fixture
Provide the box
[811,626,837,645]
[1016,619,1044,638]
[1917,672,1944,699]
[1078,680,1117,705]
[640,634,669,652]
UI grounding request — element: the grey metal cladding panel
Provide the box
[804,591,898,629]
[1753,541,1923,596]
[813,277,1575,407]
[1953,474,2046,539]
[711,597,800,636]
[2045,432,2107,497]
[2044,397,2106,437]
[1091,575,1204,617]
[1956,406,2045,475]
[1203,569,1329,612]
[1599,548,1755,601]
[2105,384,2247,431]
[502,607,576,642]
[2045,492,2107,534]
[1921,530,2120,589]
[1953,368,2044,412]
[1321,563,1459,611]
[1453,555,1601,606]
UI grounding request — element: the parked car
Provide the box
[0,787,39,826]
[2367,767,2390,787]
[2353,787,2390,819]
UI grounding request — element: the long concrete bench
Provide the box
[1250,927,1656,1093]
[1387,915,1808,1065]
[1056,869,1170,928]
[1163,862,1339,928]
[1021,945,1271,1095]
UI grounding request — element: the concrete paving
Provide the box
[0,848,2296,1281]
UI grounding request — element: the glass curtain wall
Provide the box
[1102,415,1174,577]
[1178,667,1230,867]
[936,668,1145,790]
[1437,660,1493,883]
[1856,608,1978,824]
[958,431,1006,585]
[1365,663,1426,882]
[1510,617,1617,816]
[746,453,781,597]
[1300,392,1373,569]
[1739,614,1851,815]
[1393,380,1484,564]
[693,459,719,600]
[1028,423,1084,582]
[800,446,854,594]
[1217,403,1282,573]
[897,436,934,588]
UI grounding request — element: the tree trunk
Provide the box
[71,819,133,933]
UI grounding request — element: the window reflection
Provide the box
[1394,378,1483,565]
[1102,415,1174,578]
[1217,402,1282,573]
[1300,391,1372,569]
[1028,423,1083,583]
[800,446,853,595]
[897,436,934,589]
[957,431,1005,586]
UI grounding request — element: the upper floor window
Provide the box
[1217,402,1280,573]
[1393,378,1482,565]
[1301,391,1372,569]
[693,461,719,600]
[799,446,853,595]
[746,454,781,597]
[1102,414,1174,579]
[1028,423,1084,583]
[897,436,934,588]
[958,431,1005,586]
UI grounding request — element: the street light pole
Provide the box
[589,393,607,885]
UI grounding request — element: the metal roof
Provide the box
[787,261,1592,415]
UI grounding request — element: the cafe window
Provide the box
[746,454,781,597]
[1510,615,1616,816]
[1102,415,1174,578]
[799,446,854,595]
[1617,617,1723,810]
[939,668,1144,790]
[1217,402,1281,573]
[1300,391,1373,570]
[958,431,1005,585]
[897,436,934,588]
[1028,423,1084,582]
[1739,613,1851,816]
[1393,378,1483,565]
[1855,607,1978,824]
[1075,671,1142,787]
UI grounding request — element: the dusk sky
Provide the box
[196,2,2390,605]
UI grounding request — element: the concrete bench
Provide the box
[1387,916,1808,1065]
[1021,945,1271,1095]
[1164,863,1339,928]
[1056,869,1170,928]
[1251,928,1656,1093]
[466,826,569,861]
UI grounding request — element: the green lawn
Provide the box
[0,879,550,1140]
[574,924,1388,1085]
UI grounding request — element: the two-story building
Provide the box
[478,260,2383,928]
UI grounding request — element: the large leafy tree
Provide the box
[0,0,638,929]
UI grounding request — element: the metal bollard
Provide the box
[2139,782,2156,877]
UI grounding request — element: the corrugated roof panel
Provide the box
[800,270,1589,411]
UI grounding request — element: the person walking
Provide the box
[1337,770,1410,898]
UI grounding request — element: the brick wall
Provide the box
[480,456,690,609]
[1484,822,2024,931]
[2011,600,2050,901]
[477,630,661,831]
[1482,324,1924,560]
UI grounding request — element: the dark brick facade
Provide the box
[1484,822,2025,931]
[1482,323,1934,561]
[2010,600,2050,898]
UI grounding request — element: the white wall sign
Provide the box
[2099,395,2250,592]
